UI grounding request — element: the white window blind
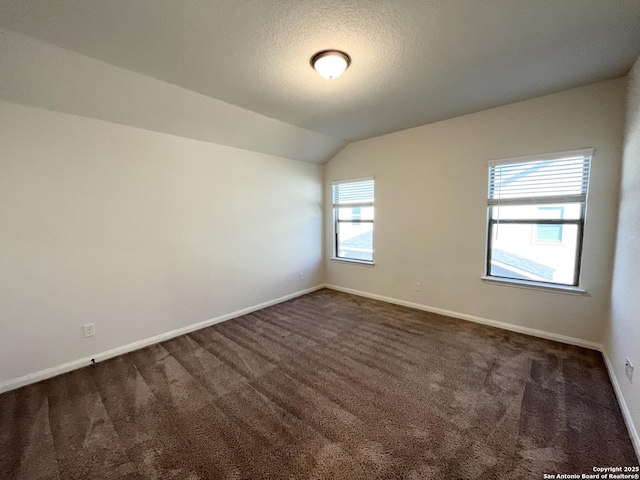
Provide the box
[332,179,374,206]
[488,150,592,206]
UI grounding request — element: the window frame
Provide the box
[486,211,585,286]
[332,177,375,265]
[484,149,592,290]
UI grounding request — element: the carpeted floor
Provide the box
[0,289,637,479]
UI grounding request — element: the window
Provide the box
[534,207,564,243]
[332,178,374,263]
[486,149,592,287]
[351,207,362,224]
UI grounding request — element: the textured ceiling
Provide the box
[1,0,640,143]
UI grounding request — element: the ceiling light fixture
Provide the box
[310,50,351,80]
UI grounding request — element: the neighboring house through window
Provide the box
[534,206,565,242]
[332,178,374,263]
[486,149,592,287]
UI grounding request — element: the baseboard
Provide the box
[324,284,601,351]
[0,285,324,394]
[602,350,640,461]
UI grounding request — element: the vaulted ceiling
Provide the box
[2,0,640,157]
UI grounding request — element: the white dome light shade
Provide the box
[311,50,351,80]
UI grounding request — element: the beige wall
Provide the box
[0,29,346,165]
[0,101,323,386]
[325,78,627,344]
[605,57,640,455]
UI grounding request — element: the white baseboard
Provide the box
[602,350,640,461]
[324,284,601,350]
[0,285,324,394]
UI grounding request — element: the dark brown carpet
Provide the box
[1,289,637,479]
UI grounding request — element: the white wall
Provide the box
[325,78,627,345]
[0,100,323,387]
[0,28,346,164]
[605,56,640,456]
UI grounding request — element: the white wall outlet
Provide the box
[299,272,304,281]
[83,323,96,338]
[625,357,634,383]
[414,282,421,292]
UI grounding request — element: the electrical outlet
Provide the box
[299,272,304,281]
[414,282,421,292]
[625,358,634,383]
[83,323,96,338]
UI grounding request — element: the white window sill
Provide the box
[481,276,587,296]
[331,257,375,267]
